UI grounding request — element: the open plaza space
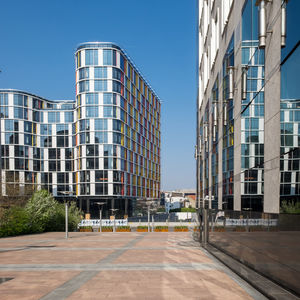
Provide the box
[0,231,265,299]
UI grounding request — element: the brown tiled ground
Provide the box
[0,232,263,299]
[68,270,253,300]
[0,271,79,300]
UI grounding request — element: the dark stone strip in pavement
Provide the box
[39,271,99,300]
[96,232,147,264]
[0,262,218,271]
[38,233,147,300]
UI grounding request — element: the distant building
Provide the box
[0,42,161,217]
[163,190,196,212]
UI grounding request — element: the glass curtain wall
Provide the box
[222,36,234,210]
[280,0,300,205]
[241,0,265,211]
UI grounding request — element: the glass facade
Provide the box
[280,0,300,203]
[0,42,161,217]
[197,0,298,212]
[240,0,265,211]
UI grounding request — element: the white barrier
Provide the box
[79,219,128,227]
[215,218,278,226]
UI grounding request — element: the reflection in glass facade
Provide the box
[280,0,300,203]
[0,42,161,217]
[241,0,265,211]
[197,0,299,213]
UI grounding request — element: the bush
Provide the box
[280,201,300,214]
[137,226,148,229]
[0,206,31,237]
[101,226,113,231]
[0,190,83,237]
[174,226,188,230]
[80,226,93,230]
[155,226,168,230]
[25,190,82,232]
[117,226,130,230]
[169,208,196,213]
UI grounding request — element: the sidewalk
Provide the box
[0,232,265,299]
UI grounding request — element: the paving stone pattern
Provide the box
[0,232,266,299]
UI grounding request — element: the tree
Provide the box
[0,206,31,237]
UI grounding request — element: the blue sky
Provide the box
[0,0,197,191]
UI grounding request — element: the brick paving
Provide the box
[0,232,266,299]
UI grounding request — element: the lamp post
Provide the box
[60,191,73,239]
[96,202,106,233]
[145,201,152,232]
[110,208,119,232]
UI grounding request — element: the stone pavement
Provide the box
[0,232,266,299]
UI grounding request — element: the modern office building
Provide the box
[0,42,161,217]
[196,0,299,213]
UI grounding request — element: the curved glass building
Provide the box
[0,42,161,217]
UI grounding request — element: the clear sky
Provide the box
[0,0,197,191]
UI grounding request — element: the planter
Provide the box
[174,228,188,232]
[154,229,169,232]
[137,228,148,232]
[101,226,113,232]
[116,229,131,232]
[80,228,92,232]
[213,227,225,232]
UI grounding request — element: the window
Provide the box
[5,120,13,131]
[86,106,98,118]
[85,50,98,65]
[94,67,107,78]
[65,112,74,123]
[0,93,8,105]
[79,80,89,92]
[79,67,89,80]
[113,80,122,93]
[103,93,116,104]
[103,49,112,65]
[95,170,108,182]
[85,93,98,105]
[14,94,27,106]
[94,118,107,130]
[103,106,112,118]
[24,121,32,133]
[48,112,60,123]
[112,68,122,81]
[94,80,107,92]
[14,107,24,119]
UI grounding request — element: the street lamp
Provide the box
[110,208,119,232]
[95,202,106,233]
[60,191,73,239]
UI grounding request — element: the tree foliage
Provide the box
[280,201,300,214]
[0,190,83,237]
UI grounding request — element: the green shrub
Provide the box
[80,226,93,230]
[155,226,168,230]
[280,201,300,214]
[0,206,31,237]
[102,226,113,231]
[0,190,83,237]
[174,226,188,229]
[169,208,196,213]
[117,226,130,230]
[137,225,148,229]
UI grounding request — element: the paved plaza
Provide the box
[0,231,265,299]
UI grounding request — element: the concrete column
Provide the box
[264,0,281,213]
